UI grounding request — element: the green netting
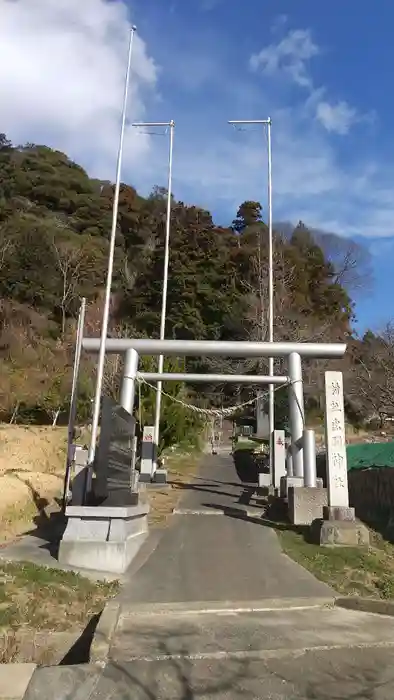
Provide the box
[346,442,394,470]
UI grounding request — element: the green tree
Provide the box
[232,201,263,232]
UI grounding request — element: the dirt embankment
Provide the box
[0,425,68,541]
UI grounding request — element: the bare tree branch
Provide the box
[52,237,85,335]
[347,323,394,425]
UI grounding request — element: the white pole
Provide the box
[267,118,275,478]
[303,429,317,487]
[120,349,139,414]
[228,118,275,479]
[88,25,137,466]
[153,120,175,456]
[288,352,305,478]
[62,297,86,509]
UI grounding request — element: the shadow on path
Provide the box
[60,613,101,665]
[7,473,67,559]
[97,615,394,699]
[201,499,312,541]
[170,481,243,501]
[233,448,268,484]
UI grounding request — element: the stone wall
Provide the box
[348,467,394,523]
[316,454,394,524]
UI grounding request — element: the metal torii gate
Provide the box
[82,338,346,480]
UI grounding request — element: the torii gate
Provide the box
[81,338,346,483]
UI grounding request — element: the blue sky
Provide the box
[1,0,393,333]
[131,0,394,333]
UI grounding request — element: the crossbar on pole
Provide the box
[228,120,271,124]
[82,338,346,359]
[139,373,289,384]
[132,122,173,127]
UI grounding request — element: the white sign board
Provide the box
[140,425,155,477]
[273,429,286,489]
[324,371,349,508]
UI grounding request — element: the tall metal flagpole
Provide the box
[88,25,137,467]
[131,120,175,458]
[156,121,175,455]
[228,117,275,477]
[62,297,86,510]
[266,118,274,472]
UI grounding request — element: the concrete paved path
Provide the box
[118,452,333,606]
[25,608,394,698]
[23,451,394,698]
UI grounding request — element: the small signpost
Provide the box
[273,429,286,489]
[140,425,155,482]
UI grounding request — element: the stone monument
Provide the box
[94,397,138,505]
[58,397,149,574]
[310,371,369,546]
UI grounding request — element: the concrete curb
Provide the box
[119,597,336,618]
[0,662,37,700]
[335,597,394,617]
[90,600,121,666]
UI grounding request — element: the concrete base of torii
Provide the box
[310,506,370,547]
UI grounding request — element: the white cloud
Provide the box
[169,102,394,240]
[271,15,289,35]
[315,100,358,135]
[0,0,159,176]
[250,29,319,88]
[250,26,367,137]
[2,3,393,243]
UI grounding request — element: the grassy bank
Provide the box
[0,561,118,631]
[0,425,69,542]
[0,428,202,664]
[273,521,394,599]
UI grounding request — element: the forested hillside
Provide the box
[0,133,388,433]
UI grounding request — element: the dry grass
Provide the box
[0,423,202,536]
[0,632,20,663]
[147,450,202,527]
[0,429,202,663]
[0,425,68,477]
[275,523,394,599]
[0,560,118,632]
[0,425,70,542]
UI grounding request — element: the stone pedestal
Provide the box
[257,484,277,499]
[58,501,149,574]
[310,506,370,546]
[288,486,328,525]
[323,506,355,521]
[71,447,89,506]
[310,517,370,547]
[140,469,169,489]
[258,473,271,488]
[280,476,303,499]
[154,468,168,484]
[139,472,152,484]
